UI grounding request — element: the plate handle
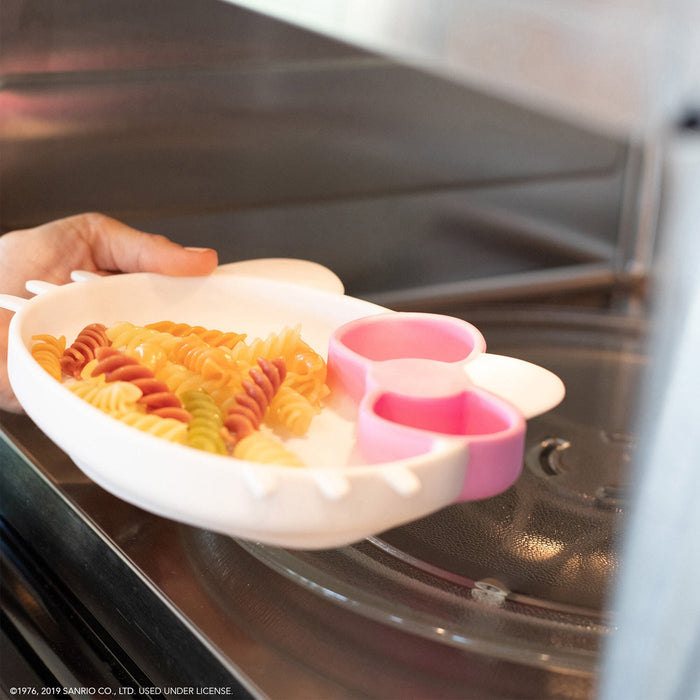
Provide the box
[213,258,345,295]
[464,353,566,419]
[71,270,102,282]
[0,280,62,312]
[0,294,28,313]
[25,280,60,296]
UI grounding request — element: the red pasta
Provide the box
[61,323,110,378]
[223,357,286,442]
[92,346,191,423]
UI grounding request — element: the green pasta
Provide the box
[180,389,227,455]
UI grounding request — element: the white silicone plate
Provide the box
[1,260,564,549]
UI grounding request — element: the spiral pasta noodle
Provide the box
[223,357,286,441]
[180,389,227,455]
[286,340,329,407]
[157,361,206,394]
[66,378,143,417]
[61,323,111,378]
[108,322,242,386]
[145,321,247,350]
[228,325,303,367]
[107,321,188,356]
[79,358,103,382]
[131,341,169,373]
[31,334,66,381]
[92,347,191,422]
[154,362,244,418]
[117,411,188,443]
[168,337,240,387]
[268,384,315,436]
[233,432,304,467]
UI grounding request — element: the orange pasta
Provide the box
[61,323,110,378]
[145,320,247,349]
[31,334,66,381]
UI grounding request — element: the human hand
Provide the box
[0,212,218,412]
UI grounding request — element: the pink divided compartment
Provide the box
[328,312,526,501]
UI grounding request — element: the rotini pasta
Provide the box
[61,323,110,378]
[31,334,66,381]
[267,384,315,436]
[286,339,329,407]
[66,378,143,417]
[233,432,304,467]
[180,389,227,455]
[145,321,247,350]
[168,337,240,386]
[223,357,286,441]
[117,410,189,443]
[131,341,169,373]
[107,321,188,355]
[228,325,302,366]
[79,358,103,381]
[154,362,245,419]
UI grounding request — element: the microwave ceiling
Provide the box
[223,0,700,137]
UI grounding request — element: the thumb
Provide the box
[80,213,218,276]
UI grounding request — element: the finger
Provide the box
[77,213,219,276]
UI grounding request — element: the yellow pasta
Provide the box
[229,325,303,366]
[233,432,304,467]
[286,339,329,406]
[131,341,169,373]
[156,362,241,411]
[66,379,143,417]
[107,322,191,356]
[268,384,315,436]
[168,337,240,385]
[285,370,329,408]
[145,321,247,350]
[117,411,188,443]
[79,358,104,381]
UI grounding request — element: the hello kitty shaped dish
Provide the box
[0,259,565,549]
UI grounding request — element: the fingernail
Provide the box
[185,247,214,253]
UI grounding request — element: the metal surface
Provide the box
[0,422,254,695]
[224,0,700,136]
[1,519,156,692]
[600,130,700,700]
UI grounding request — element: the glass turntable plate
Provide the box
[238,308,646,674]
